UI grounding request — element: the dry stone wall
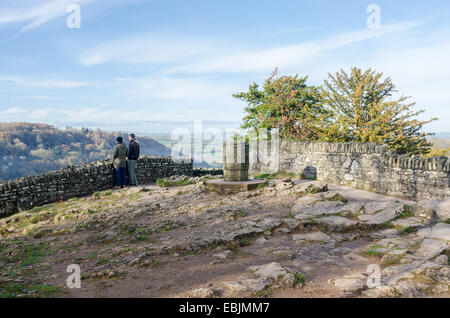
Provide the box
[0,156,192,217]
[250,141,450,201]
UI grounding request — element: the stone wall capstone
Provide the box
[0,156,193,217]
[249,141,450,201]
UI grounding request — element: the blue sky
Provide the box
[0,0,449,133]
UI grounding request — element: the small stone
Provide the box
[334,277,365,294]
[255,237,267,245]
[274,228,291,234]
[185,288,217,298]
[222,281,250,296]
[279,273,295,288]
[292,232,333,243]
[412,200,449,221]
[248,262,287,280]
[213,250,233,261]
[434,255,448,265]
[322,192,347,203]
[291,182,328,195]
[361,286,396,298]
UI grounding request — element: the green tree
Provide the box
[233,69,329,140]
[322,67,436,155]
[425,145,450,158]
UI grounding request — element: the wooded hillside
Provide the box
[0,122,171,181]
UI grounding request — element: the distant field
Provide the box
[430,137,450,149]
[149,134,223,168]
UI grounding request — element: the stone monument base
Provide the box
[206,179,267,194]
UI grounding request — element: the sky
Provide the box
[0,0,449,133]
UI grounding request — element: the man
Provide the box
[113,136,128,189]
[128,133,140,186]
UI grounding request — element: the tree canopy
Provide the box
[233,68,329,141]
[234,67,438,155]
[322,67,436,155]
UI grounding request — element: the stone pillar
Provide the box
[223,141,249,181]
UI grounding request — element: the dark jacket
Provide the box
[128,140,140,160]
[113,143,128,168]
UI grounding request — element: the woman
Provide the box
[113,136,128,188]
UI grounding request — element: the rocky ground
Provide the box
[0,175,449,298]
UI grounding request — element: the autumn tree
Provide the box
[233,69,330,140]
[322,67,436,155]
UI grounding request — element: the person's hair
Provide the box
[129,133,135,138]
[116,136,123,143]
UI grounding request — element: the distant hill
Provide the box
[0,122,171,181]
[434,132,450,139]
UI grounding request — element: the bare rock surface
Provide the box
[0,176,448,298]
[292,232,333,243]
[412,200,450,221]
[417,223,450,241]
[316,216,358,231]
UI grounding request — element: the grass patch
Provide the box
[0,282,59,298]
[398,226,416,235]
[156,178,193,187]
[93,190,113,198]
[238,238,252,247]
[398,205,414,219]
[253,172,299,180]
[307,218,319,226]
[155,221,182,233]
[96,257,109,265]
[379,221,395,230]
[408,240,423,250]
[131,234,150,243]
[152,260,162,267]
[18,243,51,267]
[86,252,98,259]
[181,251,198,257]
[254,288,272,298]
[293,273,306,287]
[383,255,404,265]
[340,211,360,219]
[128,192,143,199]
[28,205,52,214]
[255,182,269,190]
[365,244,387,259]
[234,210,247,218]
[57,243,82,252]
[255,288,272,298]
[365,250,385,258]
[253,173,272,180]
[286,211,294,219]
[300,172,317,181]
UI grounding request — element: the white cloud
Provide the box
[0,0,97,32]
[166,19,428,74]
[22,95,63,100]
[0,107,27,116]
[0,106,202,123]
[0,76,90,88]
[78,33,217,66]
[115,76,240,102]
